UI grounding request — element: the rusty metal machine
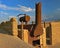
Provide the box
[18,14,30,23]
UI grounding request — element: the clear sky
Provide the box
[0,0,60,23]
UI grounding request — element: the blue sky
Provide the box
[0,0,60,23]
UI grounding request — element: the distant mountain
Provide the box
[42,18,60,22]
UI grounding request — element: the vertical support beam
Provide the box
[21,21,28,43]
[11,18,18,36]
[43,28,46,47]
[40,28,46,48]
[23,29,28,43]
[21,21,24,40]
[40,35,43,48]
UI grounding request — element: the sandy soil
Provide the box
[0,33,35,48]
